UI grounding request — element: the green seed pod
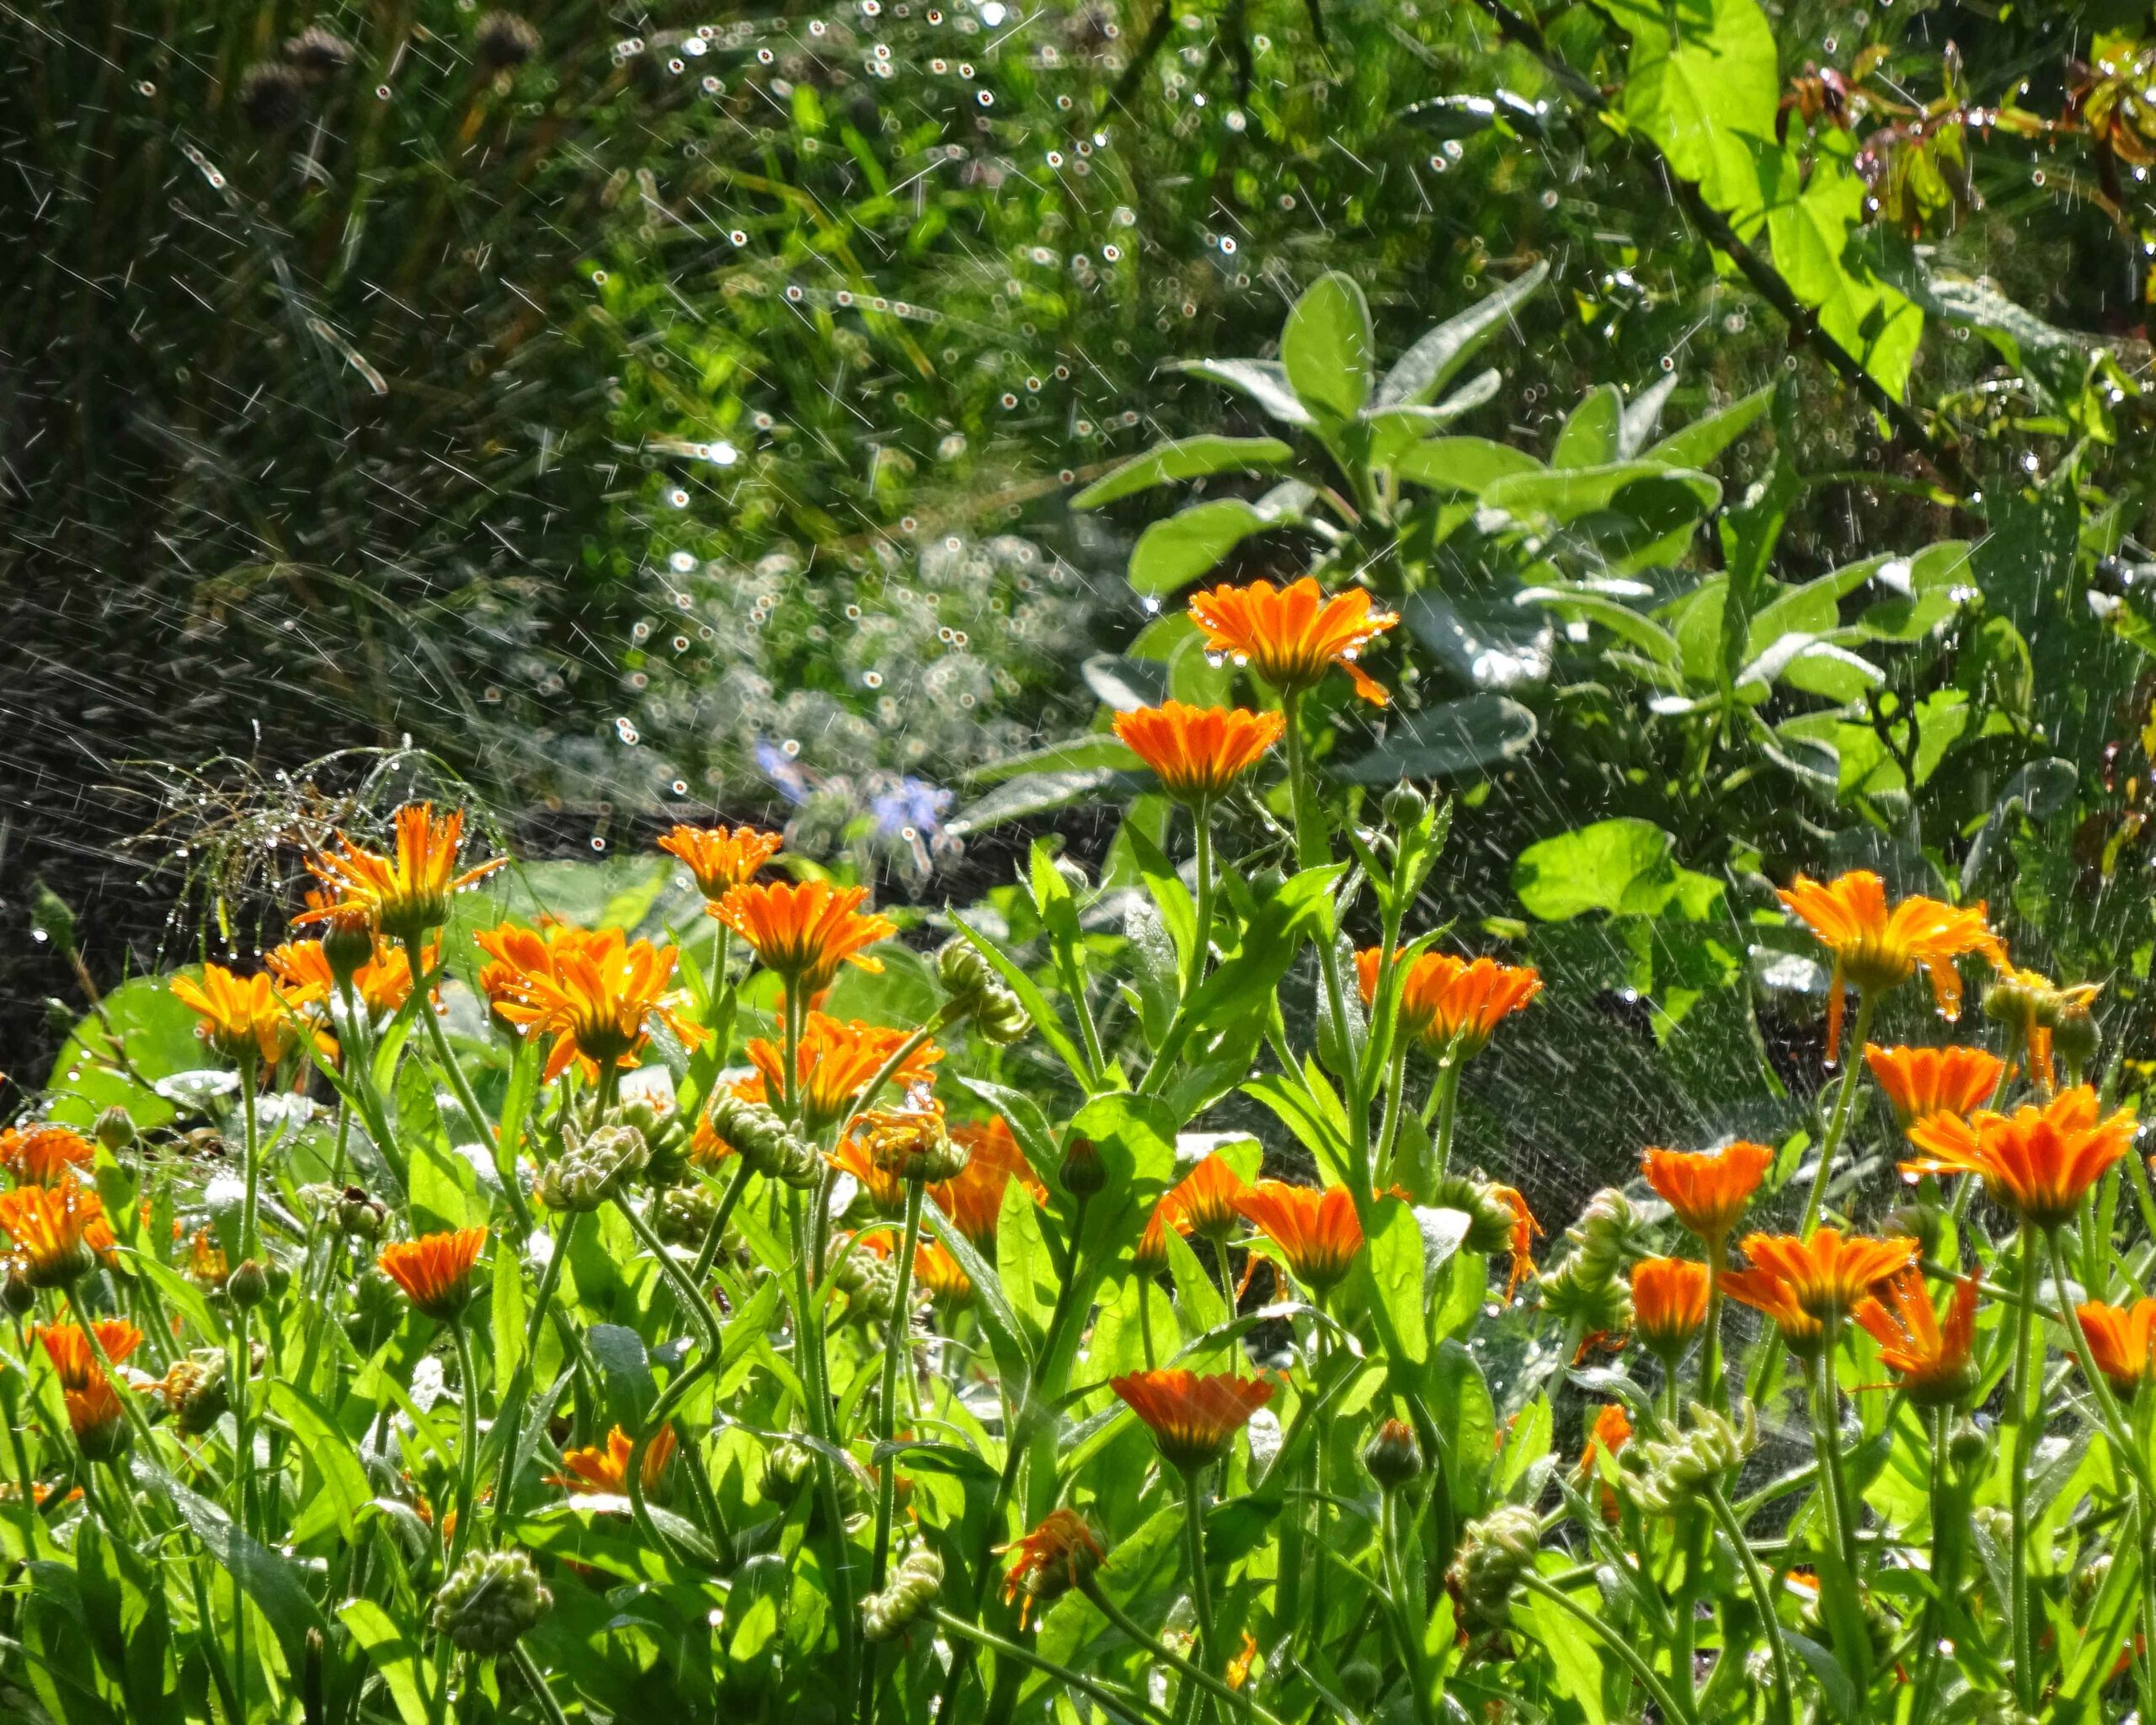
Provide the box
[432,1549,552,1657]
[225,1258,267,1311]
[536,1124,649,1213]
[833,1236,899,1324]
[861,1547,944,1642]
[705,1094,820,1189]
[164,1349,232,1436]
[937,940,1031,1045]
[863,1106,967,1185]
[609,1098,691,1187]
[654,1182,719,1249]
[1446,1505,1542,1634]
[1428,1172,1523,1257]
[1381,782,1428,828]
[1625,1402,1758,1516]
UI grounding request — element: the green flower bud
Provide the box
[1429,1172,1524,1257]
[1363,1418,1423,1492]
[705,1094,820,1189]
[1339,1661,1382,1710]
[607,1098,691,1186]
[225,1258,268,1311]
[654,1181,720,1249]
[1059,1137,1107,1201]
[861,1547,943,1642]
[1625,1402,1757,1516]
[1948,1417,1988,1471]
[2055,1001,2100,1075]
[536,1124,650,1212]
[2,1262,35,1317]
[93,1107,136,1153]
[432,1549,552,1658]
[1381,782,1428,829]
[163,1348,231,1436]
[1885,1201,1944,1263]
[29,882,77,963]
[937,941,1031,1045]
[1446,1505,1542,1634]
[344,1266,405,1352]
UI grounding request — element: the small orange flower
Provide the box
[912,1240,974,1302]
[1776,872,2005,1062]
[302,803,506,942]
[1110,1368,1275,1471]
[267,937,430,1018]
[1133,1205,1171,1276]
[0,1179,110,1288]
[548,1424,676,1493]
[0,1124,96,1187]
[65,1373,129,1458]
[378,1227,488,1322]
[1903,1086,2137,1229]
[1630,1258,1710,1359]
[830,1135,908,1213]
[1577,1402,1633,1474]
[2073,1299,2156,1400]
[1641,1141,1774,1243]
[1491,1184,1541,1303]
[169,964,309,1067]
[1984,967,2102,1089]
[1232,1182,1364,1293]
[36,1321,144,1392]
[1225,1630,1262,1691]
[187,1227,230,1290]
[715,879,896,992]
[1864,1044,2004,1130]
[1112,702,1284,804]
[1187,576,1401,706]
[475,922,705,1084]
[1357,949,1541,1056]
[1854,1271,1979,1406]
[659,823,784,901]
[750,1012,942,1133]
[931,1117,1045,1249]
[1161,1153,1249,1245]
[998,1509,1105,1627]
[1724,1230,1917,1351]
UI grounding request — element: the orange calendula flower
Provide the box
[1110,1368,1275,1472]
[0,1179,110,1288]
[36,1321,144,1392]
[2073,1299,2156,1400]
[998,1509,1105,1627]
[378,1226,488,1322]
[1356,949,1541,1057]
[268,937,430,1018]
[1903,1086,2137,1230]
[66,1373,130,1460]
[659,823,784,901]
[1112,702,1285,804]
[1864,1044,2004,1130]
[548,1424,676,1494]
[931,1117,1045,1248]
[1232,1182,1364,1294]
[715,879,896,993]
[1854,1270,1979,1406]
[749,1012,942,1133]
[1724,1231,1917,1349]
[1577,1402,1633,1474]
[1133,1205,1171,1277]
[1630,1257,1710,1359]
[830,1135,908,1213]
[0,1124,96,1187]
[474,922,705,1084]
[1161,1153,1249,1245]
[1641,1141,1775,1244]
[1984,967,2102,1089]
[1491,1184,1541,1303]
[912,1239,974,1302]
[1775,871,2005,1063]
[302,803,506,942]
[1187,576,1401,707]
[170,964,309,1067]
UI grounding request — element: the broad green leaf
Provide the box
[963,734,1140,785]
[492,1238,526,1394]
[133,1461,328,1649]
[1377,261,1550,408]
[1481,462,1720,524]
[44,978,203,1131]
[338,1599,434,1725]
[1642,382,1773,467]
[1517,585,1684,670]
[995,1177,1058,1346]
[1403,590,1553,690]
[1603,0,1777,225]
[1334,694,1537,782]
[1759,147,1921,401]
[1071,435,1293,508]
[1551,384,1622,467]
[271,1381,374,1543]
[1171,357,1314,427]
[1513,818,1682,921]
[1080,652,1170,711]
[1523,1582,1609,1724]
[1128,488,1310,596]
[1392,435,1545,493]
[948,766,1140,836]
[1242,1068,1355,1188]
[1366,1198,1428,1363]
[923,1202,1035,1382]
[1282,270,1374,421]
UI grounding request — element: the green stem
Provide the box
[616,1194,721,1356]
[1083,1578,1278,1724]
[2009,1222,2039,1712]
[1139,1274,1158,1370]
[511,1642,574,1725]
[2047,1227,2155,1493]
[1428,1052,1462,1185]
[1280,691,1321,871]
[233,1060,261,1542]
[1704,1483,1796,1725]
[1182,1465,1222,1724]
[1811,1343,1856,1573]
[1700,1251,1726,1412]
[786,1188,860,1690]
[691,1159,757,1289]
[1376,1490,1434,1725]
[407,934,530,1231]
[1517,1572,1696,1725]
[488,1211,576,1541]
[1799,992,1876,1235]
[1374,1044,1409,1190]
[1188,812,1215,997]
[867,1183,926,1594]
[447,1319,480,1573]
[930,1606,1171,1725]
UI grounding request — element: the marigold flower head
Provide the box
[830,1135,908,1214]
[749,1012,942,1133]
[169,964,309,1067]
[268,936,430,1019]
[37,1320,143,1392]
[1232,1181,1364,1293]
[1854,1271,1979,1406]
[1161,1153,1249,1245]
[1776,872,2005,1062]
[302,803,505,942]
[1903,1086,2136,1230]
[715,879,895,992]
[1133,1204,1171,1276]
[378,1226,488,1322]
[1112,702,1284,804]
[659,823,783,901]
[547,1424,675,1494]
[912,1239,974,1302]
[1641,1141,1774,1243]
[2073,1298,2156,1400]
[1864,1044,2004,1130]
[1357,949,1541,1057]
[931,1117,1045,1249]
[998,1509,1104,1626]
[0,1124,96,1188]
[0,1179,111,1288]
[1187,576,1400,706]
[1109,1368,1274,1471]
[66,1373,130,1461]
[475,922,705,1084]
[1630,1257,1710,1359]
[1723,1230,1917,1352]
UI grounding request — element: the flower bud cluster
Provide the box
[861,1547,944,1642]
[1625,1402,1757,1516]
[937,942,1031,1044]
[706,1094,820,1189]
[432,1549,552,1656]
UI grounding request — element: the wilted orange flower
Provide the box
[1492,1184,1541,1302]
[65,1373,129,1456]
[1187,576,1400,706]
[1854,1270,1979,1406]
[0,1179,110,1288]
[268,937,430,1018]
[998,1509,1105,1627]
[715,880,895,992]
[0,1124,95,1187]
[1233,1182,1364,1293]
[548,1424,676,1494]
[187,1227,230,1290]
[1903,1086,2137,1229]
[170,964,309,1067]
[1865,1044,2004,1130]
[1776,872,2005,1061]
[830,1135,908,1213]
[1357,949,1541,1056]
[302,803,505,942]
[474,922,705,1083]
[36,1321,143,1392]
[2074,1298,2156,1400]
[1161,1153,1249,1245]
[1984,967,2102,1089]
[1112,702,1284,804]
[1630,1258,1710,1359]
[659,823,783,901]
[749,1012,942,1132]
[1226,1630,1261,1690]
[931,1117,1045,1248]
[1110,1368,1275,1471]
[378,1227,488,1322]
[1641,1141,1774,1243]
[1724,1231,1917,1348]
[1577,1402,1633,1473]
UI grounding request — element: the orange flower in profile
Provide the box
[302,803,505,941]
[1725,1231,1917,1347]
[1187,576,1401,706]
[830,1135,908,1213]
[1491,1184,1541,1303]
[548,1424,676,1493]
[1854,1271,1979,1406]
[1161,1154,1248,1244]
[1109,1368,1274,1471]
[1225,1631,1262,1691]
[912,1240,974,1302]
[1903,1086,2137,1229]
[1233,1182,1364,1293]
[1641,1141,1774,1244]
[0,1179,109,1288]
[1630,1258,1710,1359]
[931,1117,1045,1248]
[999,1509,1105,1627]
[65,1373,130,1458]
[748,1012,942,1132]
[268,937,431,1018]
[170,964,309,1066]
[474,922,704,1083]
[1357,950,1541,1056]
[1133,1205,1171,1276]
[1776,871,2005,1062]
[36,1321,144,1392]
[1577,1402,1632,1474]
[2073,1299,2156,1400]
[378,1227,488,1322]
[1864,1044,2004,1130]
[715,880,895,992]
[659,823,783,901]
[0,1124,95,1188]
[1112,702,1284,804]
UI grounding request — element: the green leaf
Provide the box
[270,1381,375,1543]
[1481,462,1720,524]
[1642,383,1774,468]
[44,978,205,1132]
[1403,590,1552,691]
[1071,435,1294,508]
[1390,435,1545,493]
[922,1203,1036,1382]
[1334,694,1537,782]
[1513,818,1684,921]
[1241,1068,1355,1188]
[1759,147,1922,401]
[1282,271,1374,421]
[133,1461,328,1650]
[1602,0,1777,225]
[1182,865,1343,1038]
[1365,1198,1428,1364]
[1551,385,1622,467]
[1376,261,1550,408]
[1081,653,1170,711]
[1171,358,1314,427]
[1128,487,1311,597]
[338,1599,434,1725]
[1522,1583,1609,1725]
[492,1240,527,1396]
[948,766,1141,836]
[1516,585,1683,670]
[963,734,1141,785]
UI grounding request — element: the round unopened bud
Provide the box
[1948,1417,1988,1471]
[762,1438,814,1498]
[226,1259,270,1310]
[1059,1137,1107,1200]
[937,941,1031,1044]
[2075,1551,2114,1609]
[344,1267,404,1352]
[1362,1418,1423,1492]
[1339,1661,1382,1710]
[1248,865,1287,901]
[93,1107,136,1152]
[432,1549,552,1657]
[1885,1202,1944,1263]
[1381,782,1428,828]
[1,1261,34,1317]
[2055,1001,2100,1074]
[320,911,376,983]
[339,1186,387,1240]
[862,1547,943,1642]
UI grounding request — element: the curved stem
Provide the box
[785,1188,859,1690]
[1517,1572,1696,1725]
[446,1319,480,1573]
[1704,1483,1796,1725]
[488,1212,575,1541]
[1799,992,1876,1235]
[691,1160,757,1289]
[1083,1578,1278,1724]
[616,1194,721,1355]
[406,935,529,1231]
[510,1642,574,1725]
[930,1606,1171,1725]
[2009,1222,2039,1712]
